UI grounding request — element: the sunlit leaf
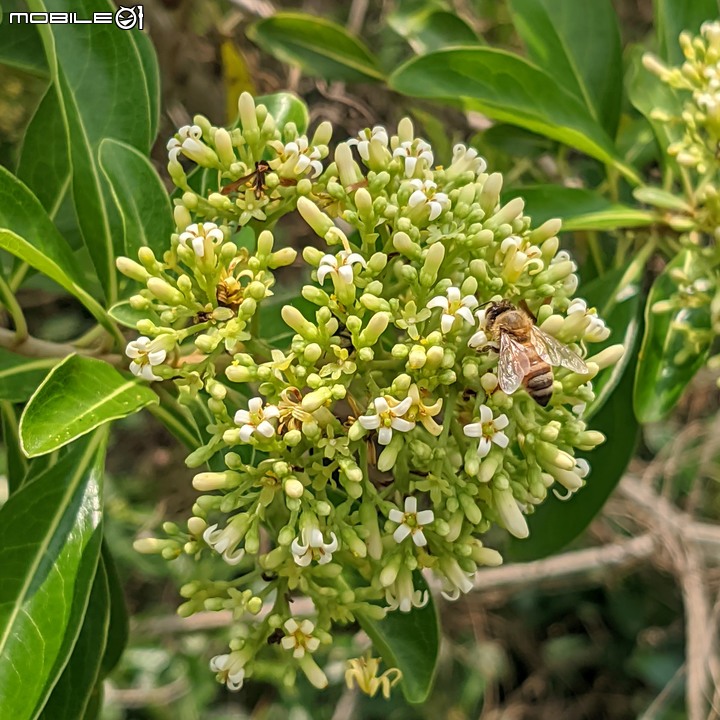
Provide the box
[256,92,309,135]
[20,354,158,457]
[248,13,384,82]
[0,433,105,719]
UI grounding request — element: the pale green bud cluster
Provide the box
[127,96,619,695]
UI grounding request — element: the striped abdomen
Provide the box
[522,351,554,407]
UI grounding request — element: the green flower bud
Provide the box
[297,197,334,238]
[282,305,318,340]
[493,487,529,538]
[419,242,445,287]
[214,128,236,167]
[147,277,185,305]
[359,312,389,345]
[116,256,150,283]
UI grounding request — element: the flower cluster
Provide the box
[644,22,720,174]
[123,93,621,695]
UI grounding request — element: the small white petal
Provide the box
[405,156,418,176]
[139,364,161,381]
[238,424,255,442]
[412,529,427,547]
[378,426,393,445]
[391,417,415,433]
[405,497,418,514]
[263,405,280,419]
[456,306,475,325]
[234,410,251,425]
[388,509,404,523]
[147,349,166,366]
[394,396,413,415]
[416,510,434,525]
[256,420,275,438]
[463,422,484,438]
[479,405,493,424]
[359,414,381,430]
[281,636,296,650]
[477,436,491,458]
[294,552,313,567]
[325,533,339,553]
[346,252,367,267]
[337,265,354,284]
[426,296,449,310]
[492,431,509,448]
[317,265,332,284]
[408,189,426,207]
[494,414,509,430]
[393,524,412,544]
[374,397,390,414]
[440,313,455,334]
[248,397,263,413]
[428,201,442,221]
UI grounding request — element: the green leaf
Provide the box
[0,13,48,76]
[0,348,57,402]
[0,433,105,720]
[108,300,162,329]
[1,402,28,494]
[508,353,640,561]
[148,387,202,451]
[634,249,713,423]
[256,92,309,135]
[582,250,649,419]
[355,574,439,703]
[0,166,116,336]
[98,138,174,258]
[389,48,639,182]
[626,46,682,168]
[248,13,384,82]
[20,354,158,458]
[28,0,154,302]
[389,8,479,54]
[654,0,719,65]
[509,0,623,136]
[131,28,161,144]
[99,543,129,678]
[16,85,70,218]
[38,560,110,720]
[503,185,655,231]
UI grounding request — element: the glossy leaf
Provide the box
[28,0,153,302]
[654,0,719,65]
[108,300,162,329]
[0,166,115,335]
[503,185,655,231]
[248,13,384,82]
[1,402,28,495]
[582,252,649,418]
[20,354,158,457]
[0,348,57,403]
[389,48,639,182]
[389,8,478,54]
[626,46,682,170]
[16,85,71,217]
[634,249,713,423]
[99,138,174,258]
[355,574,439,703]
[131,28,161,144]
[38,560,109,720]
[509,353,640,561]
[0,433,105,719]
[509,0,623,135]
[99,544,129,677]
[256,92,309,135]
[0,15,47,76]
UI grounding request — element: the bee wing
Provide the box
[498,332,531,394]
[530,326,588,373]
[220,170,256,196]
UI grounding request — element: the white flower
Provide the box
[348,125,389,161]
[126,336,166,382]
[281,618,320,658]
[271,136,323,177]
[406,178,449,220]
[585,315,610,342]
[566,298,588,315]
[178,222,224,258]
[463,405,510,458]
[468,308,489,348]
[358,396,415,445]
[210,653,246,691]
[446,143,487,177]
[427,286,478,334]
[317,249,366,284]
[436,557,475,601]
[385,566,428,612]
[388,496,434,547]
[498,235,544,279]
[393,138,433,176]
[291,528,339,566]
[203,522,246,565]
[166,124,203,161]
[234,397,280,441]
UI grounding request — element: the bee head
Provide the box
[485,300,516,331]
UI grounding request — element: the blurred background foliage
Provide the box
[2,0,720,718]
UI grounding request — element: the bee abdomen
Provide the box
[524,367,554,407]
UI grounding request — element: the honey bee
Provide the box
[485,300,588,407]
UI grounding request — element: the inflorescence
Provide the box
[122,92,621,694]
